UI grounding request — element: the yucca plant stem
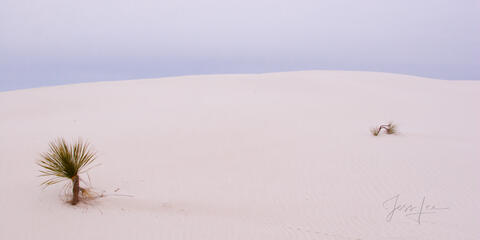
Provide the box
[71,175,80,205]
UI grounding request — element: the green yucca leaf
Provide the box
[38,138,96,187]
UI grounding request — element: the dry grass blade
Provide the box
[370,127,380,136]
[385,123,397,134]
[371,122,397,136]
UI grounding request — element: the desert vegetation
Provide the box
[371,122,397,136]
[37,138,97,205]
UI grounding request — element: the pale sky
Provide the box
[1,0,479,91]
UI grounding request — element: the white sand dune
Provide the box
[0,71,479,239]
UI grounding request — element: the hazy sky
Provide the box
[1,0,479,91]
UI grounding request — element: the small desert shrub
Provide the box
[371,122,397,136]
[38,138,97,205]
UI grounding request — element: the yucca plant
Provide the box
[38,138,96,205]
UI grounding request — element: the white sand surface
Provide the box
[0,71,479,239]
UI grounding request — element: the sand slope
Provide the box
[0,71,479,239]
